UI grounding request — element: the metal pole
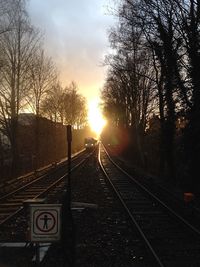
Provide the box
[36,243,40,266]
[63,125,76,266]
[67,125,72,204]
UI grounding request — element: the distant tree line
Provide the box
[16,118,91,178]
[102,0,200,192]
[0,0,87,177]
[0,116,93,179]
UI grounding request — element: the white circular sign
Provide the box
[36,211,56,232]
[30,205,61,242]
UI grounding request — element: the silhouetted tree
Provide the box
[0,0,40,175]
[63,82,87,128]
[173,0,200,190]
[28,48,57,116]
[41,81,87,129]
[41,82,65,123]
[103,0,197,181]
[102,1,156,166]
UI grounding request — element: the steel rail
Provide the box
[0,150,86,202]
[0,149,86,198]
[102,143,200,236]
[0,151,91,227]
[98,144,165,267]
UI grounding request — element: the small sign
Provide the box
[30,204,61,242]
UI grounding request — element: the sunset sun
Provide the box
[88,99,107,137]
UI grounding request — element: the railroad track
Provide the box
[0,149,91,228]
[99,143,200,267]
[0,150,86,198]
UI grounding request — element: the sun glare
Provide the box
[88,99,107,137]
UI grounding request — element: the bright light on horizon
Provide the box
[88,98,107,137]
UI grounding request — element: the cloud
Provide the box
[27,0,114,102]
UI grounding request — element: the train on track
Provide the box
[84,137,98,151]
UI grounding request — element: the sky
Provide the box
[27,0,115,104]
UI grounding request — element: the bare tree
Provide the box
[172,0,200,190]
[0,0,40,174]
[114,0,182,179]
[63,82,87,128]
[27,49,57,116]
[41,82,65,123]
[102,2,155,166]
[41,81,87,129]
[104,0,200,185]
[0,0,15,35]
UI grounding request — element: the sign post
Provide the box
[36,243,40,266]
[64,125,75,266]
[67,125,72,206]
[30,204,61,242]
[29,204,61,265]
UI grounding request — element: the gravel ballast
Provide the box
[42,150,153,266]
